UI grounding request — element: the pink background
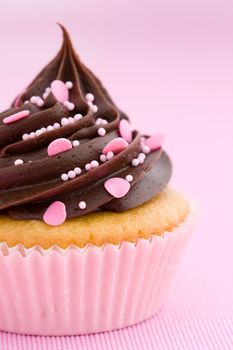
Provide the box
[0,0,232,349]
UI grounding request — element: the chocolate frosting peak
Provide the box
[0,26,172,225]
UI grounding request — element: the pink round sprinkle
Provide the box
[61,173,69,181]
[107,151,114,160]
[103,137,129,155]
[91,160,99,168]
[85,163,92,171]
[47,138,72,157]
[66,81,73,89]
[104,178,130,198]
[126,175,133,182]
[3,110,30,125]
[85,93,94,102]
[14,159,24,166]
[100,154,107,162]
[145,133,165,151]
[119,119,132,143]
[98,128,106,136]
[68,170,76,179]
[43,201,67,226]
[51,80,69,103]
[132,159,139,166]
[142,145,150,154]
[79,201,87,210]
[74,167,81,175]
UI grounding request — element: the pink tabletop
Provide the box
[0,1,232,348]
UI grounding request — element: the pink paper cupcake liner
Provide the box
[0,206,195,336]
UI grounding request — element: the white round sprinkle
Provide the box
[107,151,114,160]
[98,128,106,136]
[68,170,76,179]
[72,140,80,147]
[14,159,24,166]
[91,105,98,113]
[67,102,75,111]
[142,145,150,154]
[36,99,45,107]
[138,157,145,164]
[22,134,29,141]
[35,129,43,136]
[102,119,108,125]
[29,132,36,138]
[85,163,92,171]
[95,118,102,125]
[132,158,139,166]
[79,201,86,210]
[100,154,107,162]
[53,122,60,129]
[30,96,37,104]
[91,160,99,168]
[40,127,47,133]
[85,93,94,102]
[74,167,81,175]
[61,118,69,126]
[74,114,82,121]
[24,100,29,104]
[42,92,49,100]
[66,81,73,89]
[87,101,93,108]
[47,125,54,131]
[126,175,133,182]
[45,87,51,93]
[68,117,75,124]
[61,173,69,181]
[138,153,146,159]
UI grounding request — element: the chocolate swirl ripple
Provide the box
[0,25,172,225]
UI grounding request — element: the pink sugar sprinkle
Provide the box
[3,110,30,124]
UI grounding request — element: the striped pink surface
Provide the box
[0,242,232,350]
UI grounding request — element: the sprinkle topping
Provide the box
[119,119,132,143]
[51,80,69,103]
[104,178,130,198]
[43,201,67,226]
[14,159,24,166]
[3,110,30,125]
[47,138,72,157]
[103,137,128,155]
[98,128,106,136]
[145,134,165,151]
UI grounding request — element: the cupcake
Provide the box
[0,25,194,335]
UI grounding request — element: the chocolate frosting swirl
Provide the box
[0,25,172,224]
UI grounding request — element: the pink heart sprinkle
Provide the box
[43,201,67,226]
[103,137,129,155]
[104,178,130,198]
[47,138,72,156]
[119,119,132,143]
[145,133,165,151]
[3,110,30,124]
[13,90,26,107]
[51,80,69,103]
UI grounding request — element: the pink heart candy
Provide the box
[119,119,132,143]
[13,89,26,107]
[3,110,30,124]
[103,137,129,155]
[145,133,165,151]
[51,80,69,103]
[47,138,72,156]
[104,178,130,198]
[43,201,67,226]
